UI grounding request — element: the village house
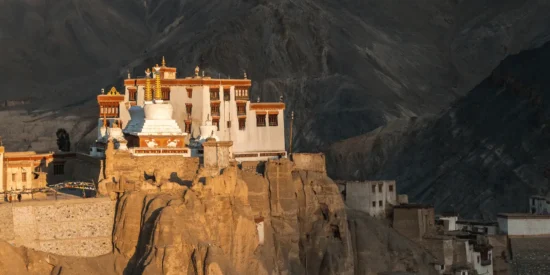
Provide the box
[343,180,402,218]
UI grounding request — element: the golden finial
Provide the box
[162,56,166,67]
[107,87,120,95]
[195,66,200,77]
[145,68,152,102]
[154,65,162,101]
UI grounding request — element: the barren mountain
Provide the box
[2,0,550,216]
[327,42,550,219]
[2,0,550,152]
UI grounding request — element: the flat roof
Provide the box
[497,213,550,219]
[456,219,498,226]
[394,203,433,209]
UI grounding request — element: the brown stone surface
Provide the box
[0,159,439,274]
[0,197,115,257]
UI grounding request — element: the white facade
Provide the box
[121,64,286,161]
[497,213,550,236]
[256,220,265,245]
[439,215,459,231]
[469,247,493,275]
[345,180,397,217]
[530,195,550,214]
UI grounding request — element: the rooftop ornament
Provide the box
[195,66,200,77]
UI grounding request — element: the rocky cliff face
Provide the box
[0,161,438,274]
[327,42,550,219]
[111,160,354,274]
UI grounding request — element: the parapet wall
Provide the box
[292,153,326,174]
[0,197,115,257]
[109,151,200,182]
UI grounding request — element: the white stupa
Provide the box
[124,66,185,137]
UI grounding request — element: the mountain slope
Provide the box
[2,0,550,152]
[327,41,550,219]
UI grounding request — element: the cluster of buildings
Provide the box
[92,57,286,162]
[0,57,289,199]
[343,181,550,275]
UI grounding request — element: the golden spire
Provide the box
[195,66,200,77]
[154,64,162,101]
[162,56,166,67]
[145,68,152,102]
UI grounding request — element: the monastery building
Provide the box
[92,57,286,162]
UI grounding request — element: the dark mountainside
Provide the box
[1,1,550,215]
[327,42,550,220]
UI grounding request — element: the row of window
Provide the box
[128,88,249,102]
[372,200,384,207]
[371,184,394,193]
[99,106,119,116]
[128,89,171,101]
[256,114,278,127]
[183,114,277,133]
[11,172,28,183]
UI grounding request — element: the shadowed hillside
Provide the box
[327,42,550,219]
[2,0,550,153]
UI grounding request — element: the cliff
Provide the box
[111,160,354,274]
[0,160,438,274]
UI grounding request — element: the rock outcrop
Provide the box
[111,160,354,274]
[0,159,440,274]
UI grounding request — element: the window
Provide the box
[54,163,64,175]
[372,184,376,193]
[389,185,394,192]
[477,255,480,263]
[378,184,382,192]
[239,118,246,130]
[237,104,246,115]
[224,89,230,101]
[129,89,137,101]
[256,114,266,127]
[186,104,192,117]
[11,173,16,182]
[227,121,231,128]
[161,88,170,100]
[379,200,383,207]
[22,172,27,182]
[210,90,219,101]
[372,201,376,207]
[187,88,193,98]
[211,104,220,116]
[269,114,278,126]
[184,121,191,134]
[212,118,220,131]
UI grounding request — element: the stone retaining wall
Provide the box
[292,153,326,174]
[0,197,115,257]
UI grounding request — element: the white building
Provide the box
[497,213,550,236]
[93,58,287,161]
[530,195,550,214]
[345,180,397,217]
[468,239,493,275]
